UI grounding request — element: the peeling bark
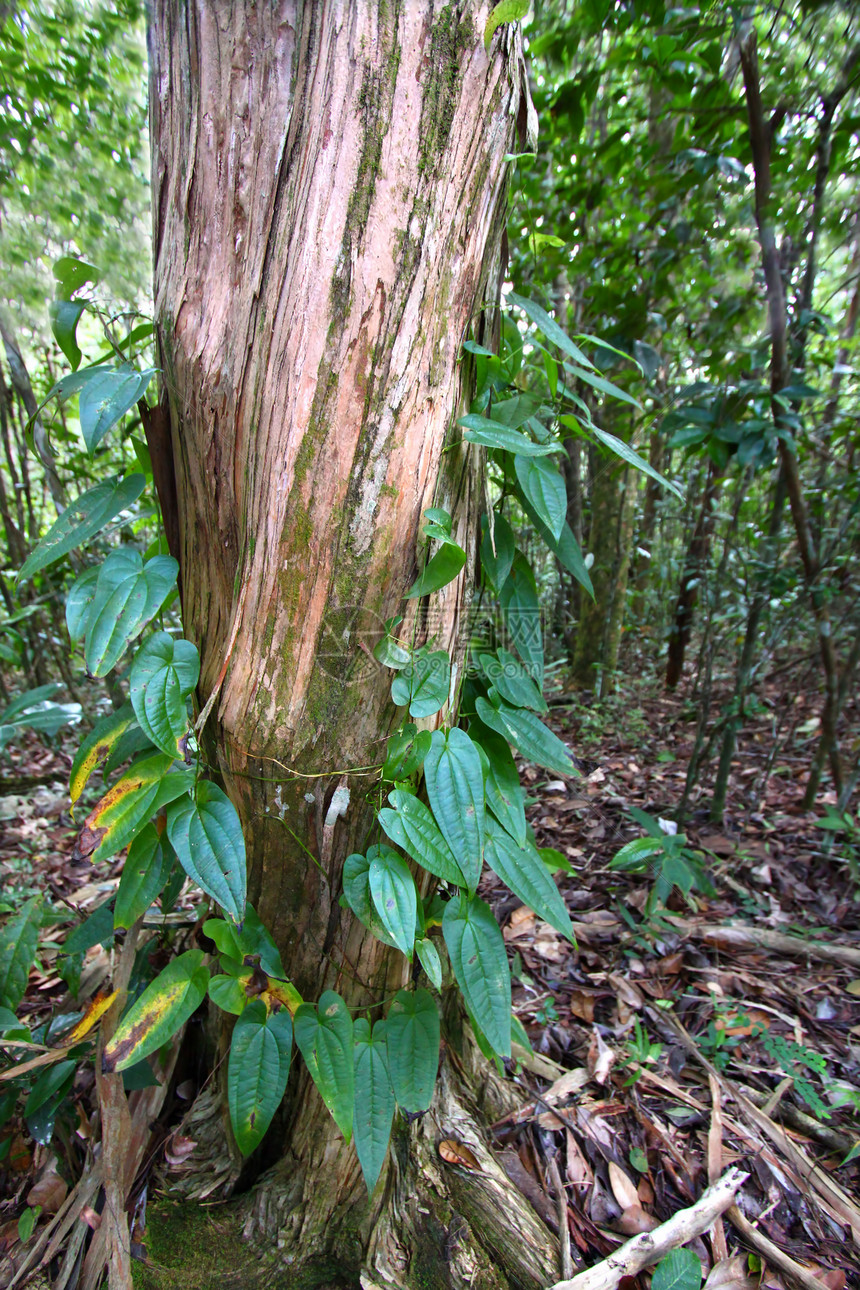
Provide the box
[148,4,554,1284]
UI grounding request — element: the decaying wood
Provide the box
[546,1167,748,1290]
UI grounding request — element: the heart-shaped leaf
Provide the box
[353,1017,395,1193]
[385,988,440,1112]
[294,991,354,1141]
[167,781,246,922]
[443,893,510,1057]
[369,848,418,958]
[228,1000,292,1155]
[103,949,209,1072]
[424,728,484,891]
[378,791,466,887]
[129,632,200,756]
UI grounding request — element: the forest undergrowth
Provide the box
[1,648,858,1289]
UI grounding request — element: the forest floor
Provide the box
[0,657,859,1289]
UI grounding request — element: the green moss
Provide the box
[132,1201,254,1290]
[418,6,474,177]
[379,482,398,500]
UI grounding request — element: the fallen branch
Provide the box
[672,918,860,969]
[727,1204,833,1290]
[545,1166,748,1290]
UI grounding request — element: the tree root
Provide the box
[149,1033,560,1290]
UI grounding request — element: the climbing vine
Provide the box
[0,252,674,1193]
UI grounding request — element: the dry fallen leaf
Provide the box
[614,1202,660,1235]
[27,1166,68,1215]
[565,1130,593,1189]
[704,1253,759,1288]
[608,1161,639,1210]
[587,1027,616,1085]
[438,1140,481,1170]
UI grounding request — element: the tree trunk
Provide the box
[148,4,558,1286]
[570,441,635,696]
[664,458,723,691]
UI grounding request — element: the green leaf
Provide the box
[294,991,354,1141]
[507,291,594,369]
[592,425,682,499]
[0,690,81,751]
[369,848,418,958]
[66,566,101,641]
[82,551,179,676]
[379,790,466,887]
[404,543,467,599]
[228,1000,292,1155]
[475,697,574,777]
[514,456,566,541]
[459,414,560,457]
[78,365,157,454]
[53,255,99,299]
[385,988,440,1112]
[415,938,443,991]
[166,781,247,923]
[49,298,85,370]
[19,475,146,583]
[480,512,515,594]
[424,729,484,892]
[651,1248,703,1290]
[203,906,286,980]
[471,723,527,846]
[478,649,547,713]
[382,724,432,781]
[115,823,175,929]
[443,894,511,1057]
[81,754,194,866]
[484,822,574,942]
[525,509,594,598]
[499,555,543,686]
[391,649,450,719]
[208,973,249,1015]
[129,631,200,757]
[563,363,642,409]
[0,896,43,1011]
[484,0,529,50]
[343,847,404,949]
[102,949,209,1072]
[353,1018,395,1193]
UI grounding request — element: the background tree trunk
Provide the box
[148,3,558,1285]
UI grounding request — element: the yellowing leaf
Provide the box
[102,950,208,1073]
[65,991,118,1044]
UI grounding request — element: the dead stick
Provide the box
[727,1204,833,1290]
[547,1153,575,1281]
[672,918,860,969]
[546,1167,748,1290]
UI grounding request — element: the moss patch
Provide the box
[418,6,474,178]
[133,1200,256,1290]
